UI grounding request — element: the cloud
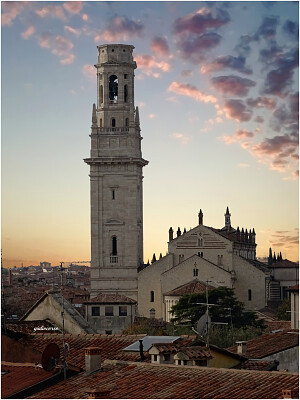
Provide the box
[235,34,252,57]
[223,99,252,122]
[254,16,279,41]
[219,128,255,145]
[135,54,170,78]
[201,55,252,75]
[82,13,89,21]
[211,75,256,97]
[168,81,217,104]
[283,20,299,41]
[170,133,191,145]
[94,15,144,42]
[37,33,75,64]
[63,2,83,14]
[254,116,264,123]
[148,114,157,119]
[270,93,299,134]
[238,163,250,168]
[151,36,169,57]
[263,48,299,96]
[270,230,299,249]
[21,25,35,40]
[82,64,96,80]
[246,97,277,110]
[64,25,81,36]
[173,7,230,35]
[35,5,66,20]
[173,7,230,63]
[1,1,25,26]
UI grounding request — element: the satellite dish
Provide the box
[41,343,60,372]
[196,313,211,336]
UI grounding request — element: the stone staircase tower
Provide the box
[84,44,148,300]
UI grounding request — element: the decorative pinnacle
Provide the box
[92,103,97,127]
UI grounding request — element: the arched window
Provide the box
[112,236,117,256]
[100,118,103,128]
[109,75,118,103]
[125,118,129,127]
[111,118,116,127]
[100,85,103,104]
[150,291,154,302]
[193,268,198,277]
[124,85,128,102]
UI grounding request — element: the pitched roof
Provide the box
[28,359,299,399]
[1,362,55,398]
[85,293,136,304]
[288,284,299,291]
[164,279,214,296]
[234,359,279,371]
[176,346,212,360]
[227,330,299,358]
[269,260,299,268]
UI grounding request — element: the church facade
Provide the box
[85,44,271,333]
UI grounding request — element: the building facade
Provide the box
[85,44,148,301]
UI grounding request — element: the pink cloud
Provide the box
[38,33,52,49]
[35,5,65,20]
[1,2,25,26]
[21,25,35,40]
[82,14,88,22]
[201,55,252,75]
[37,33,75,65]
[224,99,252,122]
[219,129,255,145]
[211,75,256,97]
[235,129,255,139]
[64,25,81,36]
[151,36,169,57]
[82,64,96,80]
[94,15,144,43]
[168,81,217,104]
[170,133,192,145]
[254,116,264,123]
[63,2,83,14]
[246,97,277,110]
[135,54,171,78]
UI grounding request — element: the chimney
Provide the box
[282,389,299,399]
[236,341,247,355]
[169,227,174,241]
[86,388,111,399]
[139,339,145,362]
[85,347,101,374]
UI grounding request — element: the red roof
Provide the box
[28,360,299,399]
[288,284,299,291]
[227,330,299,358]
[85,293,136,304]
[1,362,54,398]
[164,279,214,296]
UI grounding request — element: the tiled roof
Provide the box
[269,260,299,268]
[227,330,299,358]
[18,333,151,369]
[150,343,181,353]
[234,359,279,371]
[265,320,291,333]
[164,279,214,296]
[6,320,60,334]
[177,346,212,360]
[288,284,299,291]
[85,293,137,304]
[1,362,54,398]
[28,359,299,399]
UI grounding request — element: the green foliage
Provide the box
[276,298,291,321]
[170,287,265,329]
[208,325,264,348]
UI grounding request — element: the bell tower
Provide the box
[84,44,148,300]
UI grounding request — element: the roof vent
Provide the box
[282,389,299,399]
[86,388,111,399]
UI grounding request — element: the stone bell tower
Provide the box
[84,44,148,300]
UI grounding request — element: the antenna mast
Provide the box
[60,262,67,380]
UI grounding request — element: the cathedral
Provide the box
[84,44,270,334]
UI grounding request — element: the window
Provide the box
[193,268,198,277]
[100,118,102,128]
[153,355,157,362]
[111,118,116,127]
[119,306,127,316]
[179,254,184,263]
[112,190,115,200]
[150,291,154,302]
[124,85,128,102]
[105,330,112,335]
[178,360,182,365]
[248,289,252,301]
[109,75,118,103]
[112,236,117,256]
[91,306,100,316]
[163,354,170,362]
[125,118,129,127]
[105,306,114,316]
[124,74,128,79]
[100,85,103,103]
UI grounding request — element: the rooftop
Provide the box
[85,293,136,304]
[227,329,299,358]
[28,359,299,399]
[164,279,214,296]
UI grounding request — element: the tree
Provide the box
[170,287,265,329]
[276,298,291,321]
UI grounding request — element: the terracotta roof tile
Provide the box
[85,293,137,304]
[28,360,299,399]
[227,330,299,358]
[1,362,55,398]
[164,279,214,296]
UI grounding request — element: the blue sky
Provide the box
[1,1,299,267]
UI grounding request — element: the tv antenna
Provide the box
[60,262,67,380]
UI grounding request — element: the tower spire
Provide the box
[224,206,231,230]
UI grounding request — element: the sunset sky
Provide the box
[2,1,299,267]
